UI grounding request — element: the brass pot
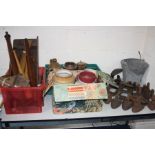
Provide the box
[77,61,87,70]
[64,62,77,70]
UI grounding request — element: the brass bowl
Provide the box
[64,62,77,70]
[77,61,87,70]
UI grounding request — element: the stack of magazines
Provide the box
[52,97,104,114]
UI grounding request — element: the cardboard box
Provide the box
[54,83,108,102]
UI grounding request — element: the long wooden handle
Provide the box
[20,51,26,71]
[4,32,18,75]
[43,82,53,96]
[25,39,38,86]
[0,101,3,109]
[20,51,29,80]
[13,50,23,74]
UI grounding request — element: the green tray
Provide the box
[45,64,101,95]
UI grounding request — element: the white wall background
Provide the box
[1,26,154,88]
[143,27,155,89]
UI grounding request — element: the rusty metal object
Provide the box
[108,67,155,113]
[115,75,122,85]
[111,84,125,109]
[105,86,118,104]
[111,95,123,109]
[147,89,155,110]
[111,68,123,78]
[122,98,133,110]
[122,85,133,111]
[131,85,145,113]
[142,83,150,101]
[106,78,155,113]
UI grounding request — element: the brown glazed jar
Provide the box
[64,62,77,70]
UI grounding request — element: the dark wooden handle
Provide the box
[25,38,38,86]
[4,32,18,75]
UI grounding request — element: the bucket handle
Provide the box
[138,51,142,60]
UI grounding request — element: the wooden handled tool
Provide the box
[20,51,29,80]
[43,82,53,96]
[4,32,19,75]
[24,38,38,86]
[0,100,3,110]
[13,49,23,75]
[12,49,30,81]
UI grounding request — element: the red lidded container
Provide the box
[78,71,97,83]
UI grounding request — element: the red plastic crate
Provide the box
[1,67,46,114]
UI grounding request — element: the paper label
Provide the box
[54,83,108,102]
